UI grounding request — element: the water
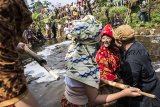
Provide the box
[136,35,160,62]
[136,35,160,75]
[24,40,71,84]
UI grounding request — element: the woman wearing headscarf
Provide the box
[96,24,120,82]
[61,15,141,107]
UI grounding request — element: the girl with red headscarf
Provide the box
[95,24,122,106]
[96,24,121,81]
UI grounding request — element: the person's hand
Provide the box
[16,42,26,53]
[121,87,142,97]
[17,42,25,50]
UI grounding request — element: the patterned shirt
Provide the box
[0,0,32,102]
[96,45,120,81]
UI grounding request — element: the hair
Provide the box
[120,37,135,45]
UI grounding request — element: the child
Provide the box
[96,24,120,81]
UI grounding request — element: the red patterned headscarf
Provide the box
[100,24,114,39]
[96,45,120,81]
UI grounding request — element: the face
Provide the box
[115,40,122,48]
[101,35,112,47]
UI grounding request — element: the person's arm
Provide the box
[85,84,141,105]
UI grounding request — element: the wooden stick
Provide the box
[42,64,60,80]
[23,45,60,80]
[101,79,156,99]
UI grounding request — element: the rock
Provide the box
[145,30,150,35]
[140,32,145,35]
[135,31,139,35]
[139,30,151,36]
[156,37,160,40]
[151,40,159,43]
[150,29,156,35]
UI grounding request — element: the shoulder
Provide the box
[126,42,149,62]
[129,41,147,54]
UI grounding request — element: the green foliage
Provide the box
[63,16,70,20]
[99,17,109,27]
[144,22,155,28]
[109,6,128,18]
[28,0,160,36]
[130,13,138,27]
[151,7,160,24]
[93,6,109,26]
[33,1,44,12]
[113,0,122,3]
[32,12,41,21]
[94,4,128,26]
[130,2,160,28]
[101,6,109,12]
[98,0,113,6]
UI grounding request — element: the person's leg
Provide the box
[26,38,29,45]
[15,90,40,107]
[45,29,48,38]
[54,30,57,38]
[57,29,60,38]
[60,29,62,37]
[48,30,51,39]
[144,12,148,21]
[141,12,146,23]
[52,29,54,38]
[52,28,57,38]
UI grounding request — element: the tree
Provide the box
[124,0,138,24]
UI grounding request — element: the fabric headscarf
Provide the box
[113,25,135,41]
[65,15,102,89]
[100,24,114,39]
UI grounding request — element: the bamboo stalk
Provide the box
[101,79,156,99]
[23,45,60,80]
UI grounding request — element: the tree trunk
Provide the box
[148,0,151,21]
[129,9,132,23]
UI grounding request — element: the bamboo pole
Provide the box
[23,45,60,80]
[101,79,156,99]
